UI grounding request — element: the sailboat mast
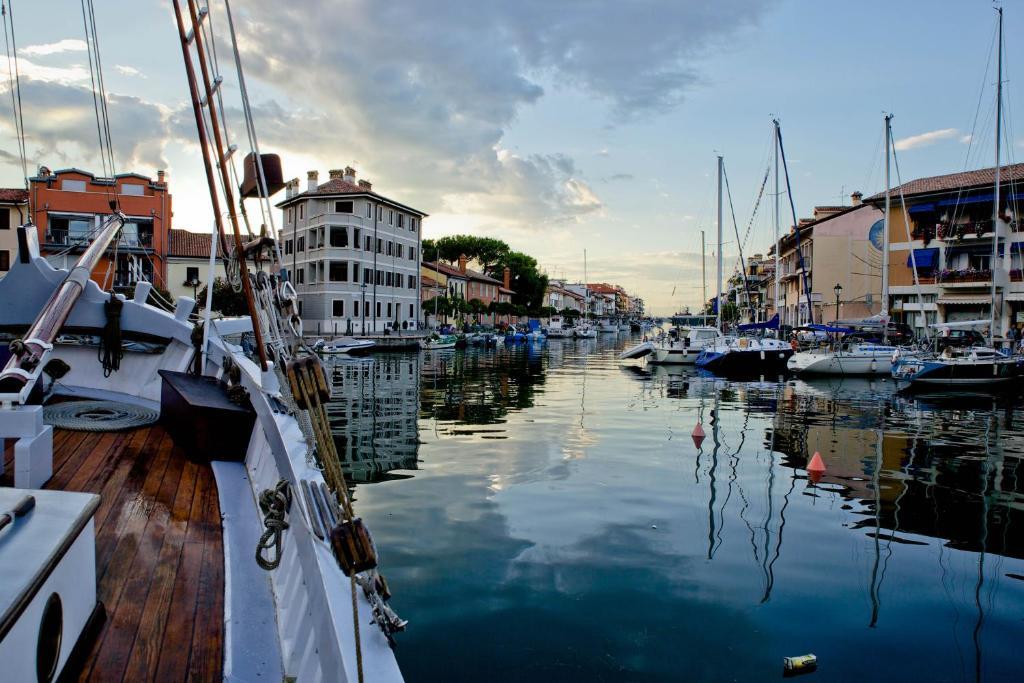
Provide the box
[702,229,707,315]
[882,114,892,338]
[990,6,1003,346]
[716,155,724,332]
[773,120,781,327]
[584,248,589,321]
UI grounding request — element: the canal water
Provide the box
[325,335,1024,682]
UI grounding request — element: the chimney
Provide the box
[458,254,468,274]
[358,179,373,191]
[850,191,863,206]
[307,170,319,192]
[503,266,511,290]
[343,166,357,183]
[329,168,345,180]
[157,169,166,184]
[285,178,297,199]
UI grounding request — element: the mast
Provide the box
[584,249,589,321]
[883,114,892,340]
[773,121,781,327]
[990,6,1003,346]
[701,229,707,316]
[716,155,724,332]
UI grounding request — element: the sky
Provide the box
[0,0,1020,314]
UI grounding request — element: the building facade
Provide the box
[0,188,29,280]
[767,196,884,326]
[166,228,224,301]
[29,167,172,292]
[868,163,1024,339]
[276,167,427,335]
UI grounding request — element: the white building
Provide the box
[276,167,427,335]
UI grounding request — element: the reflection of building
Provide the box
[30,167,172,292]
[325,356,420,482]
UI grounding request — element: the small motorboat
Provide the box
[423,334,459,350]
[314,337,376,355]
[619,340,655,360]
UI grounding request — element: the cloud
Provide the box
[603,173,634,182]
[19,39,87,56]
[0,79,170,172]
[115,65,145,78]
[229,0,770,231]
[893,128,960,151]
[13,58,91,85]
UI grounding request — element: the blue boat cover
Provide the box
[907,247,938,268]
[738,313,779,331]
[806,323,855,334]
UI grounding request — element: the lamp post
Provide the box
[833,282,843,323]
[360,281,367,334]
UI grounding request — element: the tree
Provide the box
[561,307,581,320]
[146,284,175,312]
[196,277,249,316]
[488,250,548,310]
[468,298,485,322]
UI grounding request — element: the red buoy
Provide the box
[807,451,826,483]
[692,423,705,448]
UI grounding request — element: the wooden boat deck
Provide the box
[2,422,224,681]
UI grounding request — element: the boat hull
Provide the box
[788,348,896,375]
[698,348,793,376]
[892,357,1021,386]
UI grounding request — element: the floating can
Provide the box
[783,654,817,676]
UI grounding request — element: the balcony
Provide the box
[935,221,995,241]
[937,268,992,286]
[46,228,153,249]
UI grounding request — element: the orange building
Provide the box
[29,167,172,292]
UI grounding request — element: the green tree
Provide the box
[196,277,249,316]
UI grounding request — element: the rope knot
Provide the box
[256,479,291,571]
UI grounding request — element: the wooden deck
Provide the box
[2,422,224,682]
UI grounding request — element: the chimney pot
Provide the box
[329,169,345,180]
[307,170,319,192]
[343,166,357,183]
[503,266,511,290]
[157,169,166,184]
[357,179,373,190]
[851,191,863,206]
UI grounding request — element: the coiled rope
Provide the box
[256,479,291,571]
[43,400,158,431]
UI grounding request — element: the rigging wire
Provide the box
[1,0,28,189]
[79,0,118,210]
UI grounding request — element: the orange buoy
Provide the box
[692,423,705,448]
[807,451,826,483]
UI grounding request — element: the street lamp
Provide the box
[833,283,843,322]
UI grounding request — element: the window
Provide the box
[121,183,145,196]
[308,264,317,283]
[121,219,153,247]
[296,268,305,284]
[0,250,9,271]
[409,275,417,290]
[386,241,393,256]
[396,243,403,258]
[298,204,304,219]
[48,215,93,244]
[61,179,86,192]
[333,300,345,317]
[376,269,384,285]
[387,302,392,317]
[410,217,417,232]
[377,206,383,221]
[386,272,393,287]
[376,301,382,317]
[364,301,370,316]
[0,208,10,229]
[365,202,372,218]
[185,266,200,284]
[335,200,354,214]
[297,235,305,252]
[363,267,372,284]
[409,303,414,317]
[284,239,293,255]
[287,208,293,223]
[376,238,383,254]
[388,210,394,225]
[397,214,404,228]
[329,261,348,282]
[353,228,361,248]
[365,235,371,251]
[298,300,303,315]
[330,226,349,247]
[409,247,416,261]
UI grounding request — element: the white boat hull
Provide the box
[788,348,897,375]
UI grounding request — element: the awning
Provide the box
[937,295,992,305]
[906,247,938,268]
[937,193,994,208]
[908,203,936,214]
[1006,292,1024,302]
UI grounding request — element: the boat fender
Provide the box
[760,350,765,360]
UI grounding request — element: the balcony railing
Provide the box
[937,268,992,284]
[46,228,153,249]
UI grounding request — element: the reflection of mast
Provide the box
[707,402,720,560]
[868,427,883,627]
[973,418,995,683]
[715,408,750,558]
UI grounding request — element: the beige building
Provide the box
[0,188,29,280]
[166,228,223,301]
[767,194,884,326]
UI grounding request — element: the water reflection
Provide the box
[332,338,1023,681]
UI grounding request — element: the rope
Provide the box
[43,400,158,431]
[98,291,123,376]
[256,479,291,571]
[1,1,27,189]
